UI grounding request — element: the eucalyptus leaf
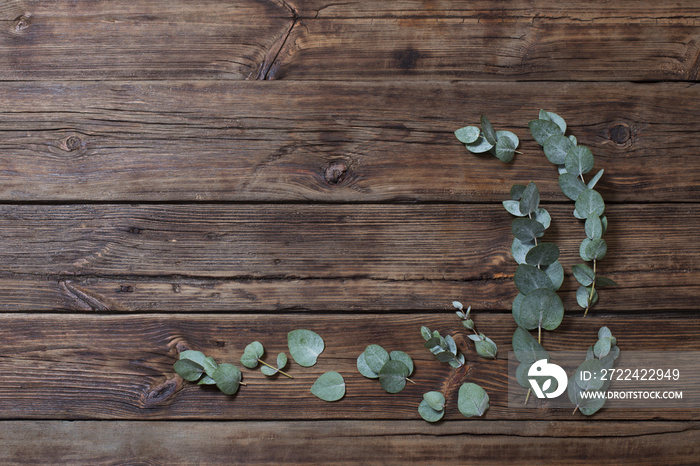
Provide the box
[594,337,612,359]
[512,326,548,363]
[579,238,593,261]
[529,119,563,146]
[585,215,603,239]
[525,242,560,267]
[573,208,585,220]
[454,126,480,144]
[357,352,380,379]
[520,288,564,331]
[435,351,456,363]
[379,360,410,394]
[418,400,445,422]
[511,238,536,265]
[587,169,604,189]
[458,383,490,417]
[179,350,208,367]
[565,145,594,176]
[596,276,618,287]
[585,238,608,260]
[598,327,612,339]
[503,200,525,217]
[197,375,217,385]
[261,365,278,376]
[514,264,554,295]
[510,184,526,200]
[464,134,494,153]
[420,326,432,341]
[202,357,219,378]
[533,208,551,229]
[559,173,587,201]
[467,334,482,342]
[492,135,517,162]
[543,260,564,290]
[481,115,497,145]
[572,263,595,287]
[575,359,605,391]
[519,182,540,216]
[288,329,325,367]
[512,292,525,327]
[363,344,390,374]
[452,301,463,311]
[277,352,288,370]
[475,338,498,359]
[389,351,414,376]
[576,286,591,308]
[511,218,545,242]
[543,134,574,164]
[444,335,458,356]
[601,216,608,234]
[496,130,520,150]
[569,135,577,145]
[423,391,446,411]
[311,371,345,402]
[244,342,264,359]
[240,351,259,369]
[212,363,242,395]
[463,319,474,330]
[539,110,567,133]
[568,375,606,416]
[174,359,204,382]
[575,189,605,219]
[516,362,533,388]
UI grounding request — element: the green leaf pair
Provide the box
[357,344,415,394]
[173,350,242,395]
[570,327,621,415]
[418,391,446,422]
[454,116,520,163]
[240,341,292,378]
[421,326,465,368]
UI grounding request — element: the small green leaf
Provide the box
[576,285,591,308]
[481,115,497,145]
[569,135,577,145]
[288,329,325,367]
[529,119,563,146]
[598,327,613,339]
[202,357,219,378]
[174,359,204,382]
[356,352,379,379]
[423,391,446,411]
[520,288,565,331]
[539,110,567,133]
[240,351,259,369]
[435,351,456,363]
[420,326,432,341]
[514,264,554,295]
[594,337,612,359]
[543,260,564,291]
[565,146,595,176]
[596,276,618,287]
[244,342,264,359]
[493,133,517,163]
[363,344,390,373]
[452,301,463,311]
[277,352,288,370]
[458,383,490,417]
[475,338,497,359]
[572,263,595,287]
[519,182,540,216]
[311,371,345,402]
[516,361,533,388]
[573,208,586,220]
[601,216,608,234]
[389,351,414,376]
[212,363,242,395]
[512,326,548,363]
[543,134,574,164]
[464,134,494,153]
[503,200,525,217]
[525,242,560,267]
[511,238,536,265]
[559,173,587,201]
[585,238,608,260]
[454,126,480,144]
[568,374,606,416]
[585,215,603,239]
[533,208,551,229]
[575,189,605,219]
[510,184,527,200]
[444,334,458,356]
[418,400,445,422]
[579,238,593,261]
[261,365,278,376]
[197,375,217,385]
[575,359,605,391]
[587,169,604,189]
[511,218,545,242]
[379,360,410,394]
[463,319,474,330]
[179,350,208,367]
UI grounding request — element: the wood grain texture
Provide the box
[0,81,698,202]
[1,420,697,465]
[0,313,697,421]
[0,204,696,312]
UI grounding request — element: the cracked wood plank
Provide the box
[1,420,697,464]
[0,0,293,80]
[0,313,696,420]
[0,204,697,312]
[0,81,698,202]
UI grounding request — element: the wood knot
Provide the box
[609,124,631,145]
[14,15,30,32]
[144,378,179,406]
[172,284,181,293]
[119,285,134,293]
[394,47,421,71]
[324,160,348,185]
[60,135,84,152]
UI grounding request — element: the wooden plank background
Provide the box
[0,0,698,463]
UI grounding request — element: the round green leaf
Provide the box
[520,288,564,331]
[594,337,612,359]
[565,145,594,176]
[287,329,325,367]
[444,334,458,356]
[212,363,242,395]
[493,134,517,163]
[585,238,608,260]
[575,359,605,391]
[497,130,519,149]
[389,351,414,376]
[575,189,605,219]
[311,371,345,402]
[202,356,219,378]
[179,350,207,366]
[261,365,278,376]
[240,351,259,369]
[539,109,567,133]
[512,293,525,327]
[512,326,548,364]
[543,260,564,290]
[514,264,554,295]
[569,135,577,145]
[568,374,606,416]
[525,242,560,267]
[481,115,497,145]
[197,375,217,385]
[458,383,490,417]
[420,326,432,341]
[572,263,595,287]
[519,182,540,216]
[356,352,379,379]
[598,326,613,339]
[503,200,525,217]
[464,134,494,153]
[559,173,587,201]
[379,360,410,394]
[454,126,480,144]
[543,134,574,164]
[510,184,526,200]
[579,238,593,261]
[434,351,456,363]
[174,359,204,382]
[277,352,288,370]
[511,218,545,242]
[511,238,535,265]
[244,341,264,359]
[418,400,445,422]
[363,344,390,374]
[533,208,551,229]
[529,119,563,146]
[423,391,446,411]
[576,285,591,308]
[475,339,497,359]
[585,215,603,239]
[516,362,533,388]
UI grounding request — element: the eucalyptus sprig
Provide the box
[455,116,520,162]
[453,301,498,359]
[357,344,416,393]
[529,110,618,315]
[569,327,620,415]
[173,350,244,395]
[420,326,465,368]
[240,341,293,378]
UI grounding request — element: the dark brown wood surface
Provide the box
[0,0,698,463]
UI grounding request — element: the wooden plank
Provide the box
[1,420,697,465]
[0,81,698,202]
[0,313,697,420]
[0,0,292,80]
[0,204,696,312]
